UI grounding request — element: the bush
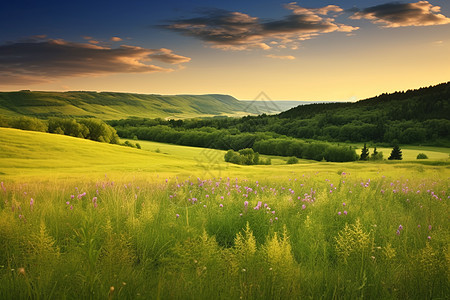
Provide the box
[416,153,428,159]
[370,151,384,161]
[287,157,299,164]
[224,149,264,165]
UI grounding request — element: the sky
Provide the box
[1,0,449,101]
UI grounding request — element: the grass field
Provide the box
[0,128,449,299]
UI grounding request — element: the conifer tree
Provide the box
[388,145,402,160]
[360,143,369,161]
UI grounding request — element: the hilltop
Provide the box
[0,91,264,119]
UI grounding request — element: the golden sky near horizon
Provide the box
[1,1,449,101]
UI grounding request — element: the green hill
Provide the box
[0,91,261,119]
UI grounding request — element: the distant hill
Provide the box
[0,91,265,119]
[240,100,332,114]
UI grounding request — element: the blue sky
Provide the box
[1,0,450,100]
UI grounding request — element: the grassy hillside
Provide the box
[0,91,261,120]
[1,128,448,182]
[1,128,449,299]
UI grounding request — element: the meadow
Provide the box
[0,128,449,299]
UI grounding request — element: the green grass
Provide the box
[0,128,449,299]
[0,91,258,120]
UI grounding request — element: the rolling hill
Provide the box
[1,127,448,181]
[0,91,264,119]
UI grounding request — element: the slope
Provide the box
[0,91,260,120]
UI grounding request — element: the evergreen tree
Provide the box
[360,143,369,161]
[388,145,402,160]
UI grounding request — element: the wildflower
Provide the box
[275,217,278,221]
[343,210,347,215]
[70,205,73,210]
[92,197,97,203]
[70,195,75,199]
[418,224,421,228]
[244,201,248,207]
[398,225,403,230]
[219,204,223,208]
[239,213,243,217]
[396,230,400,235]
[427,236,431,240]
[428,225,432,231]
[220,196,224,200]
[94,202,98,208]
[302,204,306,210]
[205,194,209,198]
[30,198,34,207]
[66,201,70,205]
[342,202,346,206]
[203,205,207,208]
[176,214,180,218]
[338,211,342,215]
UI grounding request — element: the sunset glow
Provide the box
[1,0,449,100]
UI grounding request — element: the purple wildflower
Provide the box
[338,211,342,215]
[302,204,306,210]
[343,210,347,215]
[219,204,223,208]
[176,214,180,218]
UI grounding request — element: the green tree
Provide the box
[360,143,369,161]
[388,145,403,160]
[370,147,383,160]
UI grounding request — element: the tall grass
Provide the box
[0,172,448,299]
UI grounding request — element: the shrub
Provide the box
[287,157,299,164]
[416,153,428,159]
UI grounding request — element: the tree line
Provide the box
[110,122,359,162]
[109,82,449,146]
[0,116,120,144]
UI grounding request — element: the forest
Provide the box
[110,82,449,148]
[108,82,449,161]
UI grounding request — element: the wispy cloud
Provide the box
[350,1,450,28]
[266,54,296,60]
[0,39,191,85]
[162,2,358,50]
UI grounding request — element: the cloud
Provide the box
[111,36,123,42]
[0,39,191,85]
[162,2,358,50]
[266,54,296,60]
[350,1,450,28]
